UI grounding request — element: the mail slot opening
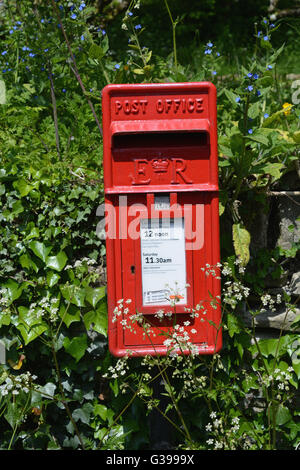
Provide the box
[112,131,208,149]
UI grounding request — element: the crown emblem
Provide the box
[152,159,169,173]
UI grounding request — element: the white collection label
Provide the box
[140,218,187,306]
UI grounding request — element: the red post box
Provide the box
[102,82,221,357]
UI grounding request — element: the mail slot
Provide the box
[102,82,221,357]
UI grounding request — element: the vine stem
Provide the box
[51,340,86,449]
[50,0,103,137]
[163,0,178,74]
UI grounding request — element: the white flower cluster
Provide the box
[0,287,9,307]
[103,357,129,380]
[223,280,250,308]
[260,366,294,396]
[162,324,200,357]
[65,257,97,270]
[260,293,282,312]
[0,372,37,397]
[205,412,244,450]
[112,299,132,322]
[28,296,59,323]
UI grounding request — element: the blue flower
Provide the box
[79,3,86,11]
[81,34,85,41]
[41,19,45,23]
[22,46,30,51]
[134,24,142,30]
[114,63,120,70]
[247,72,253,78]
[264,113,269,118]
[1,50,7,55]
[71,13,77,19]
[263,35,269,41]
[257,31,262,37]
[9,29,14,34]
[44,48,49,52]
[247,85,253,91]
[216,52,220,57]
[270,23,275,28]
[263,19,268,24]
[253,73,259,79]
[128,11,133,16]
[62,88,66,93]
[257,90,261,96]
[212,70,217,75]
[207,41,213,47]
[235,97,241,103]
[248,129,253,134]
[28,52,35,57]
[204,49,212,54]
[267,65,273,70]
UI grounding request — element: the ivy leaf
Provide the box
[85,286,106,308]
[60,284,86,307]
[72,403,93,424]
[63,335,88,362]
[29,241,52,262]
[83,301,108,337]
[16,306,48,345]
[58,303,81,327]
[13,178,33,197]
[19,253,39,273]
[276,405,292,426]
[232,223,251,266]
[46,251,67,272]
[46,271,61,287]
[3,279,24,303]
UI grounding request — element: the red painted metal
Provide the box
[102,82,221,357]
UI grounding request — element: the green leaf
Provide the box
[60,284,86,307]
[72,403,93,424]
[292,130,300,144]
[83,302,108,337]
[19,253,39,273]
[3,279,24,303]
[133,68,144,75]
[230,132,244,156]
[45,251,67,272]
[248,101,260,120]
[227,312,241,338]
[246,132,269,146]
[63,335,88,362]
[16,306,48,345]
[85,286,106,308]
[253,162,284,181]
[94,404,108,421]
[46,271,61,287]
[89,42,108,61]
[232,223,251,266]
[58,304,81,327]
[276,405,292,426]
[5,402,20,429]
[13,178,33,197]
[224,89,240,107]
[29,241,52,262]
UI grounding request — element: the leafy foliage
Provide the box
[0,0,299,450]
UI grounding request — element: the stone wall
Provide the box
[242,170,300,338]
